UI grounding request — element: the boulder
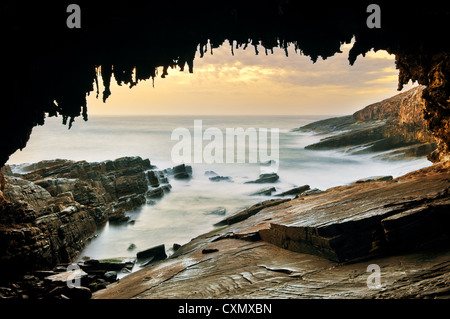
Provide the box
[274,185,310,197]
[108,210,130,223]
[147,170,160,187]
[209,176,232,182]
[103,271,117,283]
[250,187,276,196]
[172,164,192,180]
[245,173,279,184]
[161,184,171,192]
[146,187,164,199]
[136,244,167,261]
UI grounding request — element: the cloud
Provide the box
[365,74,399,84]
[366,50,395,60]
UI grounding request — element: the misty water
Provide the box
[8,115,431,276]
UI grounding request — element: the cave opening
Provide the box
[3,39,434,267]
[1,1,450,289]
[1,1,450,166]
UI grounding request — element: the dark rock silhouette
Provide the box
[1,2,450,166]
[2,1,450,299]
[245,173,279,184]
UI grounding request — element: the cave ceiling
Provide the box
[1,0,450,166]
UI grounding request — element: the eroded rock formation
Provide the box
[298,86,438,159]
[0,156,172,277]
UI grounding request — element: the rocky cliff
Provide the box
[297,86,438,160]
[0,156,177,278]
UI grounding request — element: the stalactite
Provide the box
[2,1,450,167]
[161,65,169,78]
[94,67,100,99]
[101,64,113,103]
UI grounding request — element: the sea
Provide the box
[7,115,432,276]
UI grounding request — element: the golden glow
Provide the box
[87,42,417,116]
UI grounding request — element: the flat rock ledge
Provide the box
[94,162,450,299]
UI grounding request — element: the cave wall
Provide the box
[1,1,450,166]
[396,53,450,162]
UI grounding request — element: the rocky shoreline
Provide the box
[1,156,449,299]
[295,86,438,161]
[93,162,450,299]
[0,156,193,299]
[2,86,449,299]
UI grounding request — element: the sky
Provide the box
[86,41,418,116]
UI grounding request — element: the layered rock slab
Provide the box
[93,163,450,299]
[233,163,450,262]
[94,225,450,299]
[297,86,438,160]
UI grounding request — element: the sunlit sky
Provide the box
[87,41,417,116]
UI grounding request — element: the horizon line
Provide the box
[81,113,343,117]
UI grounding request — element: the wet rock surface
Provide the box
[0,257,137,299]
[209,176,233,182]
[245,173,280,184]
[136,244,167,262]
[0,156,175,277]
[274,185,310,197]
[214,198,291,227]
[169,164,193,180]
[250,187,277,196]
[93,163,450,299]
